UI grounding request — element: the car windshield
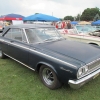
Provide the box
[25,28,63,43]
[75,25,98,34]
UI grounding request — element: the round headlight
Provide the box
[77,66,88,79]
[77,67,84,78]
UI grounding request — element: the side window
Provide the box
[12,29,23,41]
[4,28,27,43]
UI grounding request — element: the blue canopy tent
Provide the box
[92,20,100,25]
[23,13,60,21]
[71,21,78,25]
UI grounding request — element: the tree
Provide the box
[81,7,100,21]
[93,14,100,21]
[35,13,39,14]
[75,14,81,21]
[64,16,74,21]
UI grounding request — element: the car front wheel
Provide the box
[39,65,62,89]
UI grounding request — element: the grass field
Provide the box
[0,58,100,100]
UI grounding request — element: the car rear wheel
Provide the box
[39,65,62,89]
[0,50,6,59]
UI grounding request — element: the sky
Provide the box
[0,0,100,18]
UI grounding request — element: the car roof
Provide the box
[2,24,55,35]
[6,24,54,28]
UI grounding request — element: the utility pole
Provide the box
[52,12,53,16]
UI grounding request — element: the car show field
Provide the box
[0,0,100,99]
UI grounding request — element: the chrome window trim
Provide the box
[23,28,29,44]
[4,53,35,71]
[0,39,77,68]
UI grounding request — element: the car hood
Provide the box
[34,39,100,65]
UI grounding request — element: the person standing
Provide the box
[67,20,72,29]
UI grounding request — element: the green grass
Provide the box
[0,58,100,100]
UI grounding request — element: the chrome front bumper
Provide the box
[68,69,100,89]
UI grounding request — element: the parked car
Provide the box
[75,25,97,34]
[62,25,100,46]
[0,24,100,90]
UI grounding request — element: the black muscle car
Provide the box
[0,24,100,90]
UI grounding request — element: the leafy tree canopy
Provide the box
[64,16,74,21]
[80,7,100,21]
[63,7,100,21]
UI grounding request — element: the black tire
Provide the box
[0,50,6,59]
[39,65,62,90]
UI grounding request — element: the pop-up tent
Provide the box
[0,13,25,20]
[71,21,78,25]
[23,13,60,21]
[92,20,100,25]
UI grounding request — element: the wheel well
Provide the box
[36,62,57,74]
[36,63,43,72]
[89,43,99,46]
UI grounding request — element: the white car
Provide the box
[61,25,100,46]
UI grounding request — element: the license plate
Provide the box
[93,73,99,79]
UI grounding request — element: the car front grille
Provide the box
[87,58,100,72]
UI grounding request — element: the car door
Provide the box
[2,28,29,65]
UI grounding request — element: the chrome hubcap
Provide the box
[42,68,54,85]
